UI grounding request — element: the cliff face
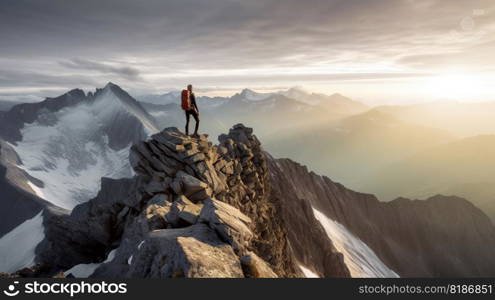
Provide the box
[35,124,350,278]
[273,158,495,277]
[267,154,351,277]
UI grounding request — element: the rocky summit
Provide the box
[33,124,322,278]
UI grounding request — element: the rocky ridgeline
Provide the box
[34,124,300,278]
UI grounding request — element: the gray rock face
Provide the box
[267,154,351,277]
[36,177,139,269]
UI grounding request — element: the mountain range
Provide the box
[1,83,494,278]
[362,135,495,221]
[0,83,157,236]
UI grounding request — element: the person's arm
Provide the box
[191,93,199,113]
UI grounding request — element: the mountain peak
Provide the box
[287,86,307,93]
[104,82,118,89]
[240,88,255,94]
[280,86,310,100]
[236,88,272,101]
[102,82,126,95]
[92,83,159,136]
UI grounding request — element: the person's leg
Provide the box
[193,111,200,135]
[185,110,190,135]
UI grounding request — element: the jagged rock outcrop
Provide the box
[273,158,495,277]
[37,124,348,278]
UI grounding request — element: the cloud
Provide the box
[0,69,98,88]
[60,58,142,80]
[0,0,494,101]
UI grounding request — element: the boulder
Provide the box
[240,252,277,278]
[188,187,212,202]
[170,179,182,195]
[176,196,202,226]
[148,194,169,206]
[144,180,167,195]
[128,224,244,278]
[146,198,173,230]
[175,171,208,198]
[199,198,253,253]
[166,196,202,227]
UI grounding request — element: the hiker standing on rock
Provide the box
[181,84,200,137]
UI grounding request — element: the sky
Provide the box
[0,0,494,105]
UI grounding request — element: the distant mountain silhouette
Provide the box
[362,135,495,221]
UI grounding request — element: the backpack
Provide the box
[181,89,191,110]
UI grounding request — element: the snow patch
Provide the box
[312,208,399,278]
[0,211,45,273]
[241,89,272,101]
[299,265,319,278]
[64,249,117,278]
[26,180,45,199]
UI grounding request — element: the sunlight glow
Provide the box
[424,73,488,100]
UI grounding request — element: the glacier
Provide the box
[12,120,132,210]
[10,86,157,209]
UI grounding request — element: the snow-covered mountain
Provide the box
[0,82,157,236]
[138,87,367,115]
[139,87,368,144]
[232,88,273,102]
[139,91,229,110]
[0,83,159,273]
[138,91,182,106]
[1,83,158,210]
